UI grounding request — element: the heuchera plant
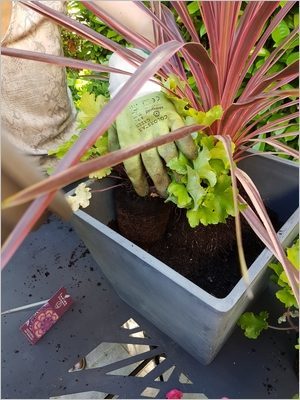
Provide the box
[1,1,299,305]
[50,90,227,228]
[238,239,299,343]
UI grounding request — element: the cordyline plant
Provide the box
[1,1,299,303]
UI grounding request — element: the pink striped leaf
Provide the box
[238,99,299,138]
[245,139,299,159]
[1,47,132,76]
[215,135,248,282]
[247,61,299,99]
[223,90,298,137]
[82,1,155,50]
[222,2,279,107]
[237,2,295,96]
[20,0,144,64]
[1,39,186,268]
[134,1,177,43]
[2,124,202,210]
[170,1,200,43]
[241,28,298,99]
[236,168,299,303]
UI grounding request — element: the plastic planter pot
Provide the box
[71,154,299,365]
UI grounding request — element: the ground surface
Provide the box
[1,215,298,399]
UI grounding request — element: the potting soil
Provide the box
[109,186,278,298]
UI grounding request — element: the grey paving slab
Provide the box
[1,215,298,399]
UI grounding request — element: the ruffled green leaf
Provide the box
[269,257,291,288]
[166,134,236,228]
[77,92,107,129]
[210,140,234,169]
[48,132,109,163]
[186,108,205,124]
[269,261,283,278]
[187,105,223,127]
[167,182,192,208]
[202,105,223,126]
[167,152,190,174]
[287,239,299,269]
[200,134,215,150]
[213,174,235,216]
[48,135,79,159]
[164,74,186,92]
[94,134,109,155]
[89,167,112,179]
[186,209,200,228]
[200,194,227,225]
[209,159,227,174]
[278,270,289,285]
[276,287,298,308]
[193,145,217,187]
[269,239,299,308]
[238,311,269,339]
[168,96,190,116]
[186,166,206,210]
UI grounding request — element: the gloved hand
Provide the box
[108,50,197,197]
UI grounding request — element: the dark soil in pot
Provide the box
[115,186,171,244]
[109,185,278,298]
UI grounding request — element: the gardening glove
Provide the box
[108,49,197,197]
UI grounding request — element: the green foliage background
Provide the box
[62,0,128,101]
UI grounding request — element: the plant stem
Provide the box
[109,175,125,180]
[286,308,299,331]
[91,183,124,193]
[268,324,297,331]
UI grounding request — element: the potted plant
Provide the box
[1,1,299,364]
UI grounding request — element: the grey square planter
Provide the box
[71,154,298,365]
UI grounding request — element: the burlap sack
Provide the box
[1,1,75,243]
[1,0,77,156]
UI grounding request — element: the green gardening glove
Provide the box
[108,92,197,197]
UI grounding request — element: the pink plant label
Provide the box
[20,287,73,344]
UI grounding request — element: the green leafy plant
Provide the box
[48,91,109,158]
[1,1,299,308]
[52,90,227,228]
[62,0,129,101]
[166,133,236,227]
[238,239,299,341]
[48,92,111,179]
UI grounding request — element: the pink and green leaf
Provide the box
[1,39,188,268]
